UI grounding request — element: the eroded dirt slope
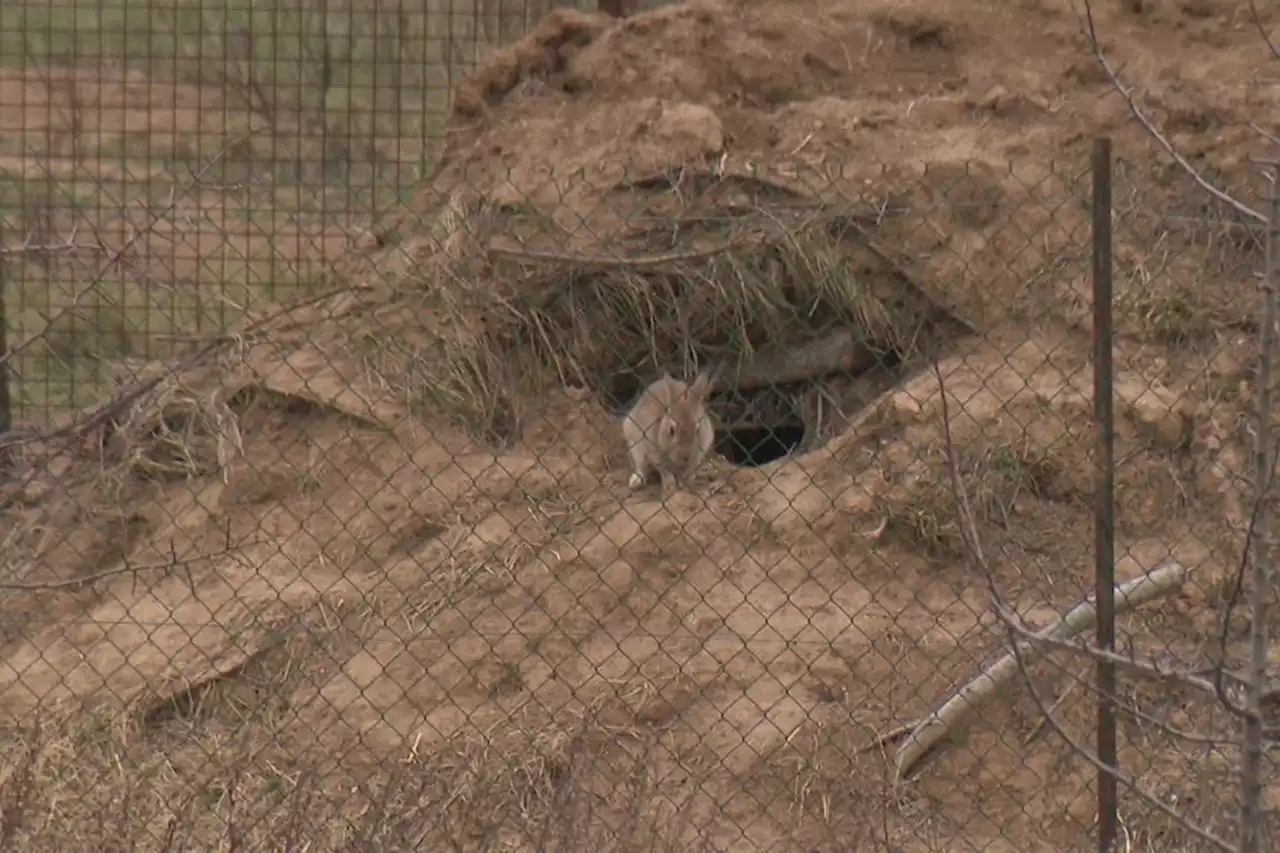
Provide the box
[0,0,1272,849]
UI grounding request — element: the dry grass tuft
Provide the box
[1017,647,1248,852]
[93,358,244,482]
[882,404,1083,560]
[0,681,678,852]
[1110,161,1261,348]
[351,191,948,442]
[1115,251,1252,346]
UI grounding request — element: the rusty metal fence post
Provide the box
[1091,136,1117,853]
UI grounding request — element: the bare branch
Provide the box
[1002,621,1220,699]
[0,535,272,591]
[1107,681,1237,747]
[1213,426,1280,717]
[1077,0,1265,224]
[892,557,1189,781]
[1015,677,1236,853]
[1246,0,1279,60]
[1022,680,1078,746]
[0,134,256,372]
[928,361,1238,853]
[1250,122,1280,150]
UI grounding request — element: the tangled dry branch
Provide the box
[931,358,1240,853]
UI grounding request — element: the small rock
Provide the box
[1114,377,1192,450]
[1025,93,1051,111]
[977,84,1011,111]
[888,391,923,423]
[352,229,383,252]
[1207,346,1248,379]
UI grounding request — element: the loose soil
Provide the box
[0,0,1275,850]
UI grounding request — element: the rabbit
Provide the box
[622,369,716,495]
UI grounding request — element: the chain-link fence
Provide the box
[0,1,1276,851]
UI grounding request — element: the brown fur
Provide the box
[621,371,715,495]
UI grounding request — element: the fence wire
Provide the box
[0,2,1273,853]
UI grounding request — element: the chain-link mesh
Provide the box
[0,0,1274,850]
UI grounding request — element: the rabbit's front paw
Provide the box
[627,472,645,489]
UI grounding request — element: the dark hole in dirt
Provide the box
[716,422,807,467]
[870,346,904,373]
[141,665,247,728]
[483,399,521,446]
[394,520,448,555]
[606,370,645,413]
[560,76,589,95]
[602,302,969,470]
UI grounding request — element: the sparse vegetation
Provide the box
[0,0,1276,849]
[0,0,599,420]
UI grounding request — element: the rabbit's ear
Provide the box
[689,370,713,399]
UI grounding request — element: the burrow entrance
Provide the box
[606,322,969,469]
[716,423,807,467]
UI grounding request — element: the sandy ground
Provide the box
[0,0,1274,849]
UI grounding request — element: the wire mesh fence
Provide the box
[0,1,1275,851]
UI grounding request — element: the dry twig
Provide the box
[892,556,1188,782]
[858,721,918,754]
[488,242,738,268]
[929,359,1237,853]
[1246,0,1279,60]
[0,534,271,591]
[1076,0,1265,224]
[0,224,107,258]
[0,134,257,372]
[1023,680,1078,746]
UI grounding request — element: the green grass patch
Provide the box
[1,145,341,422]
[7,252,331,418]
[1,0,460,185]
[0,0,604,423]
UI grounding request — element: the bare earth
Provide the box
[0,0,1274,850]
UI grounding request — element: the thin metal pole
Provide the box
[0,221,11,475]
[1238,142,1280,853]
[1091,136,1118,853]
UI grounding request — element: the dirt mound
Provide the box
[0,0,1275,849]
[0,329,1243,851]
[353,0,1271,448]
